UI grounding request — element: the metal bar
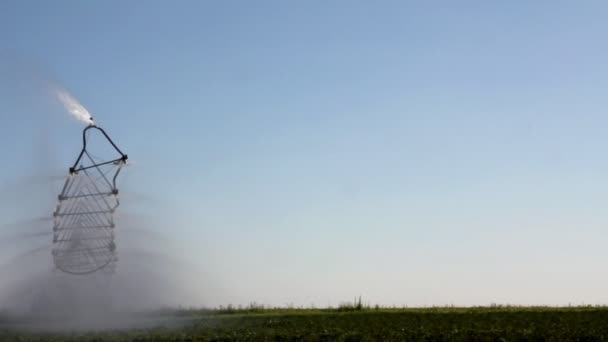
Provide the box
[54,246,114,253]
[73,159,124,172]
[59,192,114,200]
[54,224,114,231]
[54,236,113,243]
[54,210,113,217]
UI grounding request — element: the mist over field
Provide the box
[0,68,215,330]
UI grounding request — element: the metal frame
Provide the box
[69,125,128,174]
[52,125,127,276]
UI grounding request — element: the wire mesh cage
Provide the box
[52,125,127,275]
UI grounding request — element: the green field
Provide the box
[2,306,608,341]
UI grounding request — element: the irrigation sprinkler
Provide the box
[52,124,127,275]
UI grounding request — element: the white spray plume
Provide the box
[53,86,95,125]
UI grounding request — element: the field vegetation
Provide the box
[2,303,608,341]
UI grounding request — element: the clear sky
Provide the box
[2,1,608,307]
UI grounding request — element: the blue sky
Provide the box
[2,1,608,307]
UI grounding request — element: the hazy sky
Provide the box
[2,1,608,307]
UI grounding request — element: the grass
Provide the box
[2,305,608,341]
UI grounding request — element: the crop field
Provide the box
[1,306,608,341]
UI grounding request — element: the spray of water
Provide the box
[0,69,217,331]
[0,201,210,330]
[52,86,95,125]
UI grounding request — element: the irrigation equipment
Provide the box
[52,124,128,275]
